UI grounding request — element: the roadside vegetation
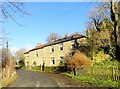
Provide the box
[60,1,120,88]
[1,73,17,88]
[62,72,119,87]
[0,48,17,88]
[60,50,119,87]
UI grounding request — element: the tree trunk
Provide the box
[110,1,120,61]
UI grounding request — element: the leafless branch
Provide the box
[1,0,30,26]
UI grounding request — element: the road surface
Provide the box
[8,69,94,87]
[8,70,59,87]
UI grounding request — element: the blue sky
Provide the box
[3,2,98,50]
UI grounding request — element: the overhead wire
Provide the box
[40,3,84,30]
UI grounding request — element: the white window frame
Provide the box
[50,46,54,53]
[26,61,29,66]
[59,43,63,51]
[41,59,45,65]
[50,57,55,65]
[25,54,29,59]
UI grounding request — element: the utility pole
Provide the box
[6,41,8,53]
[6,41,10,66]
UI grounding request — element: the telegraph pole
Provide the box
[6,41,10,66]
[6,41,8,53]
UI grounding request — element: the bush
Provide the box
[65,50,91,75]
[31,66,41,70]
[93,51,111,63]
[44,66,67,73]
[59,60,65,66]
[22,66,41,70]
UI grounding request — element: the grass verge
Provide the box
[61,72,119,87]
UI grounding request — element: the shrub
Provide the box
[32,66,41,70]
[93,51,111,63]
[65,50,91,75]
[59,60,65,66]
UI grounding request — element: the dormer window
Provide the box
[50,46,54,53]
[59,43,63,51]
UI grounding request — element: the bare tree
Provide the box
[46,33,61,43]
[1,0,29,24]
[16,48,26,60]
[0,0,29,66]
[88,2,110,32]
[1,47,16,86]
[16,48,26,68]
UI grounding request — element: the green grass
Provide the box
[76,60,120,81]
[61,72,119,87]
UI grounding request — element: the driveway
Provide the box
[8,70,59,87]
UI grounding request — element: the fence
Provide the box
[76,65,120,81]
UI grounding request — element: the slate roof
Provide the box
[24,34,85,54]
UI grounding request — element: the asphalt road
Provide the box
[8,70,59,87]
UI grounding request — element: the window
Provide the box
[59,43,63,51]
[71,40,75,49]
[74,39,79,48]
[26,56,28,59]
[50,46,54,53]
[41,60,45,65]
[51,57,55,65]
[60,56,64,60]
[71,40,79,49]
[27,61,29,66]
[33,61,37,66]
[59,56,64,66]
[25,54,29,59]
[36,51,38,57]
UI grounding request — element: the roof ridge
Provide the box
[24,34,85,54]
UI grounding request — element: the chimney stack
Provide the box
[37,43,42,46]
